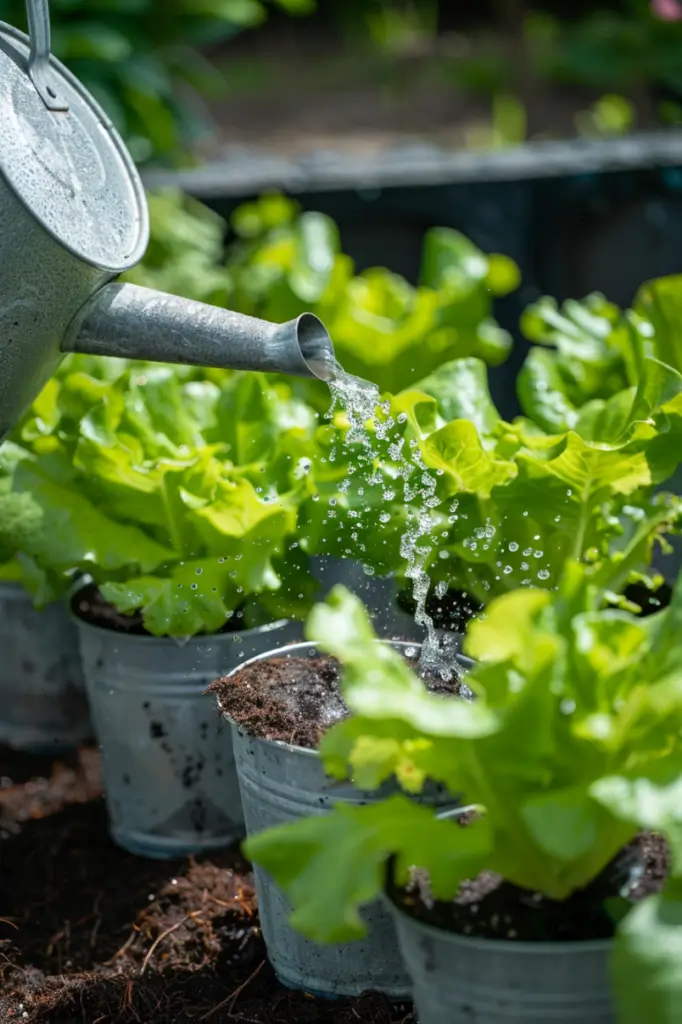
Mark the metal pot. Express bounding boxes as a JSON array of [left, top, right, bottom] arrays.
[[388, 897, 614, 1024], [0, 581, 89, 752], [74, 610, 300, 858], [218, 640, 469, 998]]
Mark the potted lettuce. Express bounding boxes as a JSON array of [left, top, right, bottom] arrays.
[[517, 275, 682, 434], [210, 635, 471, 998], [4, 359, 318, 858], [245, 571, 682, 1022], [518, 277, 682, 581], [414, 354, 682, 610], [299, 354, 682, 643], [0, 355, 133, 753]]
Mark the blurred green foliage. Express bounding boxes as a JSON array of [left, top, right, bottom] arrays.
[[0, 0, 314, 163], [225, 193, 519, 394], [527, 2, 682, 104], [124, 189, 519, 396]]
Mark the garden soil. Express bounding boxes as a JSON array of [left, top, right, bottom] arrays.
[[210, 653, 465, 748], [0, 745, 413, 1024], [392, 832, 669, 942]]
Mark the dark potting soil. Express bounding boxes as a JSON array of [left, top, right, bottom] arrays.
[[73, 583, 250, 637], [0, 744, 414, 1024], [396, 588, 483, 634], [623, 580, 672, 618], [210, 652, 465, 749], [390, 830, 669, 943]]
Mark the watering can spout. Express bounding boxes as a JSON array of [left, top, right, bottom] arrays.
[[63, 283, 338, 381]]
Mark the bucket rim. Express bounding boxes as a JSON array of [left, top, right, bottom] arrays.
[[385, 889, 614, 955], [218, 639, 474, 758]]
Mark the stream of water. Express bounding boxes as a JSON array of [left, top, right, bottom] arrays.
[[325, 363, 458, 681]]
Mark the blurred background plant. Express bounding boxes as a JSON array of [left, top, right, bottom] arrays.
[[2, 0, 681, 167], [124, 189, 519, 397], [225, 193, 519, 394], [0, 0, 315, 164]]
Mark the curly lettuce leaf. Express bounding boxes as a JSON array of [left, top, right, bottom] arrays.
[[245, 795, 492, 943], [246, 570, 682, 946]]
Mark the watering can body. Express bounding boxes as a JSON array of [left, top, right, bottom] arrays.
[[0, 5, 334, 441]]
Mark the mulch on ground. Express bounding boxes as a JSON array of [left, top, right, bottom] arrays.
[[0, 745, 413, 1024]]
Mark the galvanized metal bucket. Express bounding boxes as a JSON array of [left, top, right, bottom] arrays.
[[75, 612, 300, 859], [389, 899, 614, 1024], [0, 581, 89, 752], [310, 556, 422, 641], [221, 640, 467, 998]]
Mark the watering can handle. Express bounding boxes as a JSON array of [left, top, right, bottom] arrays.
[[25, 0, 68, 111]]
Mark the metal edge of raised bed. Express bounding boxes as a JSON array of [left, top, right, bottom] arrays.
[[142, 131, 682, 199]]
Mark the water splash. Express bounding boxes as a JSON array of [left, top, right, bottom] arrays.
[[326, 364, 457, 681]]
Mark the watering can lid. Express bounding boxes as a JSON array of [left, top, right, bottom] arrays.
[[0, 22, 148, 273]]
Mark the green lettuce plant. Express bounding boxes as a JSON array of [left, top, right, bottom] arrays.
[[226, 193, 519, 394], [518, 276, 682, 433], [0, 361, 319, 635], [245, 577, 682, 1021], [419, 354, 682, 605], [298, 353, 682, 610]]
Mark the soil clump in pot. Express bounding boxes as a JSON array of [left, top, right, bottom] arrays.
[[210, 652, 465, 749], [390, 825, 669, 943]]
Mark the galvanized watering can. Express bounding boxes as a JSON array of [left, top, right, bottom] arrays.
[[0, 0, 336, 440]]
